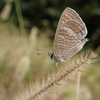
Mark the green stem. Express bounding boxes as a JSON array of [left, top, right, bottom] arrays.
[[14, 0, 26, 36]]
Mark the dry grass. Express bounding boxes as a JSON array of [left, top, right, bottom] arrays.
[[13, 50, 97, 100], [0, 22, 100, 100]]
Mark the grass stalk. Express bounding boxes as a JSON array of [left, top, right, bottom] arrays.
[[14, 51, 97, 100], [14, 0, 26, 36]]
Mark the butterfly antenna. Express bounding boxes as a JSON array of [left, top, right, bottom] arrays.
[[37, 49, 48, 51], [37, 52, 47, 55]]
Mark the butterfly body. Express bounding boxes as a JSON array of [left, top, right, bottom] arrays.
[[49, 7, 88, 64], [48, 53, 66, 63]]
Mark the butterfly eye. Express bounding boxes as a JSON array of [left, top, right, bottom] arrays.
[[50, 53, 54, 59], [48, 53, 54, 59]]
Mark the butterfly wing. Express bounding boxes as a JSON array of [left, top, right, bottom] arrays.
[[53, 7, 87, 59]]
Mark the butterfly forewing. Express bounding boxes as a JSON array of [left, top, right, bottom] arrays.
[[53, 7, 87, 60]]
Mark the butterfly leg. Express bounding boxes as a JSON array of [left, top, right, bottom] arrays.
[[51, 61, 58, 67]]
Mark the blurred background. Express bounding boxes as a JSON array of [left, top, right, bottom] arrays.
[[0, 0, 100, 100]]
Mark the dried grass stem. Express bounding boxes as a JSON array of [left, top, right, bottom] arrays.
[[27, 52, 96, 100]]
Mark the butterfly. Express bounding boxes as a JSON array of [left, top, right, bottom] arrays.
[[48, 7, 88, 64]]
